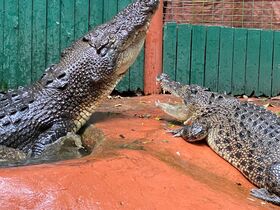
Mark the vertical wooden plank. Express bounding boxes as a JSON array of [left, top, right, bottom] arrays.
[[218, 27, 234, 94], [3, 0, 19, 89], [245, 29, 260, 96], [176, 24, 192, 84], [0, 1, 4, 89], [46, 0, 61, 66], [18, 0, 32, 87], [103, 0, 117, 22], [61, 0, 75, 51], [32, 0, 47, 81], [232, 28, 247, 95], [74, 0, 89, 39], [144, 0, 163, 94], [205, 26, 220, 92], [116, 0, 131, 92], [272, 31, 280, 96], [163, 22, 177, 80], [191, 26, 206, 86], [130, 49, 144, 91], [258, 31, 273, 96], [89, 0, 104, 29]]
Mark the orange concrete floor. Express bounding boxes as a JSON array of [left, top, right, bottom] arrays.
[[0, 95, 280, 210]]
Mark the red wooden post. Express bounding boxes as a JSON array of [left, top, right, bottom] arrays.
[[144, 0, 163, 95]]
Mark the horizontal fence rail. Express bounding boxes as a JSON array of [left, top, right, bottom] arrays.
[[0, 0, 144, 92], [163, 23, 280, 97]]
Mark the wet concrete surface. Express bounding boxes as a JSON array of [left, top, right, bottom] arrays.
[[0, 95, 280, 209]]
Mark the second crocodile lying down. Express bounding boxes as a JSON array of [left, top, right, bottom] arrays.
[[0, 0, 159, 158], [156, 73, 280, 205]]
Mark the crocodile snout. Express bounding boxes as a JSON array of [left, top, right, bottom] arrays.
[[156, 73, 170, 83], [142, 0, 159, 12]]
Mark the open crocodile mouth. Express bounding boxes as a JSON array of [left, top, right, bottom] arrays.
[[122, 21, 150, 51], [117, 22, 151, 75]]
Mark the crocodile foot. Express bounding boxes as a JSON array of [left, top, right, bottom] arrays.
[[251, 188, 280, 205], [38, 132, 84, 158], [166, 122, 208, 142], [0, 145, 27, 162]]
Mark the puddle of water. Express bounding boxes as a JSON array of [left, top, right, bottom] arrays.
[[0, 127, 106, 168], [0, 123, 148, 168], [0, 111, 123, 168], [0, 138, 90, 168]]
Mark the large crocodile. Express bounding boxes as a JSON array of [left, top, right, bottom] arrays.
[[0, 0, 159, 158], [156, 73, 280, 205]]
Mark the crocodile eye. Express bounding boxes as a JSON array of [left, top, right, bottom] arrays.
[[100, 47, 108, 56], [96, 46, 108, 56], [57, 72, 66, 79], [191, 89, 198, 94], [82, 35, 90, 42]]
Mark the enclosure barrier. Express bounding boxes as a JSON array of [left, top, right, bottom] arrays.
[[163, 23, 280, 97], [0, 0, 280, 96], [0, 0, 147, 92]]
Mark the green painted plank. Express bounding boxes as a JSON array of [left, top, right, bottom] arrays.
[[0, 1, 4, 89], [232, 28, 247, 95], [75, 0, 89, 39], [32, 0, 47, 81], [205, 26, 220, 92], [46, 0, 61, 66], [103, 0, 118, 22], [258, 31, 273, 96], [129, 49, 144, 91], [245, 29, 260, 96], [116, 0, 132, 92], [218, 27, 234, 94], [191, 25, 206, 86], [163, 22, 177, 80], [89, 0, 104, 29], [61, 0, 75, 51], [272, 31, 280, 96], [18, 0, 32, 87], [117, 0, 132, 12], [176, 24, 192, 84], [3, 0, 19, 89]]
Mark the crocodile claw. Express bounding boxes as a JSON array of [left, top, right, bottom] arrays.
[[250, 188, 280, 205], [166, 128, 184, 137]]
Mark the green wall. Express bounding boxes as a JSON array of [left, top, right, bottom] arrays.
[[1, 1, 280, 97], [163, 23, 280, 97], [0, 0, 144, 91]]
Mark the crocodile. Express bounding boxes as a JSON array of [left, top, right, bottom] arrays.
[[156, 73, 280, 205], [0, 0, 159, 158]]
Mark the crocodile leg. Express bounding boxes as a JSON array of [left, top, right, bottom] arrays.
[[251, 162, 280, 205], [168, 122, 208, 142], [30, 121, 73, 158]]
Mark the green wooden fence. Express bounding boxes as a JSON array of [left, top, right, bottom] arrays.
[[0, 0, 144, 91], [163, 23, 280, 97], [1, 1, 280, 97]]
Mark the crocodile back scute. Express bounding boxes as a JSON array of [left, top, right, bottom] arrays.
[[205, 101, 280, 188]]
